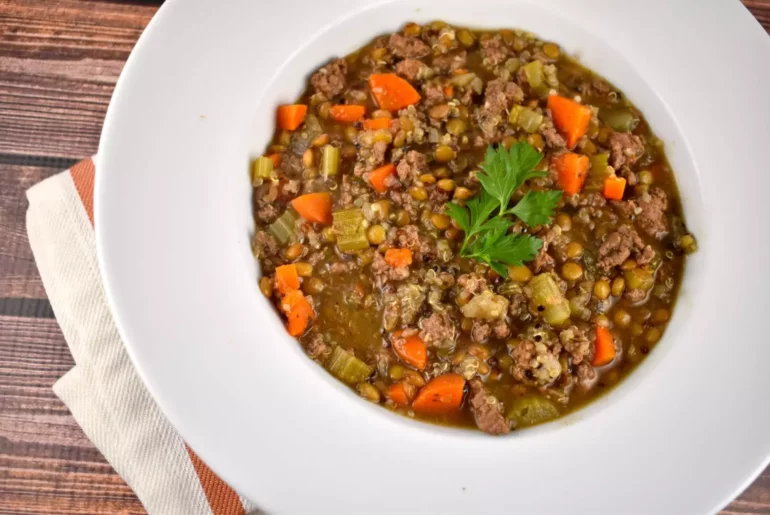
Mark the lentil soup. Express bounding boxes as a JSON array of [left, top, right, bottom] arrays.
[[250, 22, 697, 434]]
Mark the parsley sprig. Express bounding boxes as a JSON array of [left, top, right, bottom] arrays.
[[445, 142, 561, 277]]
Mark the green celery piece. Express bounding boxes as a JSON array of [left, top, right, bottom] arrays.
[[504, 57, 522, 74], [529, 273, 571, 326], [585, 152, 611, 192], [590, 152, 609, 172], [599, 109, 638, 132], [450, 72, 477, 88], [509, 105, 544, 133], [321, 145, 340, 177], [523, 60, 544, 88], [268, 209, 298, 245], [333, 209, 368, 253], [252, 156, 274, 185], [326, 346, 373, 384], [507, 394, 559, 427]]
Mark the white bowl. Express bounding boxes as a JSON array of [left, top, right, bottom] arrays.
[[96, 0, 770, 512]]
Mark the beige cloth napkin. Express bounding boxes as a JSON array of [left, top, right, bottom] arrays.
[[26, 158, 261, 515]]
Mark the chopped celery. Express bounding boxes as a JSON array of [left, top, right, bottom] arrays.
[[507, 394, 559, 427], [585, 153, 611, 192], [679, 234, 698, 254], [321, 145, 340, 177], [624, 268, 655, 291], [450, 72, 477, 88], [267, 209, 298, 245], [523, 60, 544, 88], [590, 152, 609, 173], [509, 105, 543, 133], [290, 114, 322, 153], [599, 109, 638, 132], [326, 346, 373, 384], [332, 209, 364, 235], [530, 273, 571, 326], [337, 232, 369, 253], [504, 57, 522, 74], [332, 209, 369, 253], [252, 156, 274, 185]]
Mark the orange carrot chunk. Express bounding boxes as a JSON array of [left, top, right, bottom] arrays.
[[280, 289, 315, 336], [603, 175, 627, 201], [553, 152, 589, 195], [330, 104, 366, 123], [267, 153, 282, 167], [412, 374, 466, 414], [274, 264, 300, 295], [277, 104, 308, 131], [391, 330, 427, 371], [592, 326, 616, 366], [291, 192, 333, 225], [547, 95, 592, 148], [363, 118, 392, 131], [384, 248, 413, 268], [385, 382, 416, 406], [369, 74, 421, 111], [369, 163, 396, 194]]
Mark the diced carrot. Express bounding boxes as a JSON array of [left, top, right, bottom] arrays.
[[553, 152, 589, 196], [592, 326, 616, 366], [277, 104, 308, 131], [274, 264, 299, 295], [330, 104, 366, 123], [443, 85, 454, 97], [547, 95, 592, 148], [384, 248, 413, 268], [603, 175, 627, 201], [391, 330, 427, 370], [369, 73, 421, 111], [267, 153, 282, 167], [385, 382, 416, 406], [291, 192, 333, 225], [280, 289, 315, 336], [412, 374, 466, 414], [452, 68, 468, 76], [363, 118, 392, 131], [369, 163, 396, 194]]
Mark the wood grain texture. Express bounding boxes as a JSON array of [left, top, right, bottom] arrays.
[[0, 0, 157, 158], [0, 0, 767, 513]]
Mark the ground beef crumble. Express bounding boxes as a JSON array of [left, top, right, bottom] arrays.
[[598, 225, 651, 271], [388, 33, 431, 59], [609, 132, 645, 169], [636, 187, 669, 238], [418, 311, 456, 347], [469, 379, 511, 435], [310, 58, 348, 98]]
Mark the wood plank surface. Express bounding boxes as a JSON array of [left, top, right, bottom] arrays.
[[0, 0, 768, 513]]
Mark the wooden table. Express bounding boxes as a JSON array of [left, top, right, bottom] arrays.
[[0, 1, 768, 513]]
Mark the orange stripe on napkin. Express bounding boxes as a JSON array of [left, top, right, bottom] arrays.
[[68, 157, 246, 515], [186, 446, 246, 515], [70, 158, 96, 225]]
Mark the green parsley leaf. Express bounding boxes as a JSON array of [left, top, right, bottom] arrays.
[[466, 230, 543, 277], [477, 142, 546, 215], [509, 190, 563, 227], [444, 202, 469, 233], [445, 142, 560, 275]]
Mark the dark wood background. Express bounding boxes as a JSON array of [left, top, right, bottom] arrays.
[[0, 1, 768, 513]]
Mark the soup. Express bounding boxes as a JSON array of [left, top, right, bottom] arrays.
[[250, 22, 697, 434]]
